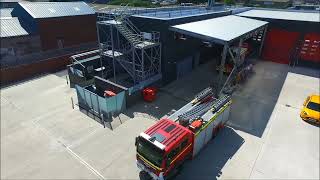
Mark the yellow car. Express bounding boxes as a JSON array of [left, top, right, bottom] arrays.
[[300, 95, 320, 123]]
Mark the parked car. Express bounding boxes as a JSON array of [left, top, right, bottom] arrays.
[[300, 94, 320, 123]]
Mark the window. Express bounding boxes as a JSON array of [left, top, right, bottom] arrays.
[[307, 102, 320, 112], [164, 124, 176, 133], [150, 133, 166, 143], [174, 33, 187, 41], [167, 147, 178, 164], [181, 139, 188, 150], [136, 137, 164, 167], [166, 138, 189, 165]]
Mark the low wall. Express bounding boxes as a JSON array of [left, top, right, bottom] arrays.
[[0, 54, 70, 85], [0, 49, 94, 85]]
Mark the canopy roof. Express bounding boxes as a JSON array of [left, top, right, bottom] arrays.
[[236, 9, 320, 23], [170, 15, 268, 44]]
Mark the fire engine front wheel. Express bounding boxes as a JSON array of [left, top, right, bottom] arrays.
[[139, 171, 152, 180]]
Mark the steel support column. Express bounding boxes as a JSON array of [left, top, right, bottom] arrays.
[[96, 23, 104, 78], [259, 25, 268, 57], [236, 38, 244, 66], [111, 25, 116, 83], [159, 43, 162, 74], [142, 48, 145, 82], [133, 49, 136, 84], [218, 44, 228, 95]]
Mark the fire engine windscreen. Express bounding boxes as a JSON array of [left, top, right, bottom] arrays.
[[136, 137, 164, 167]]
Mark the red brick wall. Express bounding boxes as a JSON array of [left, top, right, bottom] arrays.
[[38, 15, 97, 51]]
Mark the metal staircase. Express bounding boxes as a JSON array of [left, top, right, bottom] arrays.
[[114, 15, 142, 46], [96, 5, 161, 85]]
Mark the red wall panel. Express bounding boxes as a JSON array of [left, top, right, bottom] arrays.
[[262, 28, 300, 64]]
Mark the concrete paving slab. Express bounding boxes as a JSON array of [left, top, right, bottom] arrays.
[[33, 108, 104, 146], [1, 74, 67, 102], [100, 118, 154, 179], [1, 72, 103, 179], [1, 60, 319, 180], [228, 94, 276, 137], [71, 117, 155, 175], [277, 72, 320, 108], [176, 127, 245, 180], [250, 169, 266, 179], [1, 101, 28, 138], [101, 147, 141, 180], [247, 70, 320, 179], [1, 122, 98, 179], [251, 105, 319, 179], [252, 144, 319, 179], [218, 159, 253, 179]]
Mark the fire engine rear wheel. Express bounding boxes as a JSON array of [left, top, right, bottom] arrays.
[[139, 171, 152, 180], [166, 166, 181, 180]]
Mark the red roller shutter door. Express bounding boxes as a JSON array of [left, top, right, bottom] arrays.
[[300, 33, 320, 63], [262, 28, 300, 64]]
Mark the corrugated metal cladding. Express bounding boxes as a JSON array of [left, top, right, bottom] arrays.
[[0, 17, 30, 38], [0, 8, 14, 17], [18, 1, 95, 19]]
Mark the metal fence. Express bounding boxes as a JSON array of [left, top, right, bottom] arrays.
[[75, 84, 126, 126]]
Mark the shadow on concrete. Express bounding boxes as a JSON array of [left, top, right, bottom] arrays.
[[226, 61, 289, 137], [1, 72, 49, 89], [121, 91, 188, 121], [121, 60, 289, 138], [295, 60, 320, 75], [121, 60, 219, 121], [289, 65, 320, 79], [175, 126, 244, 180], [303, 119, 320, 128], [227, 60, 319, 137]]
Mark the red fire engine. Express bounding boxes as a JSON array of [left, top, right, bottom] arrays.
[[135, 87, 232, 180]]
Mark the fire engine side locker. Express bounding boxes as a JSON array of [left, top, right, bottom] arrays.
[[192, 101, 232, 157]]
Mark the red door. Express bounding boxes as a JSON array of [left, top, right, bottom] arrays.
[[262, 28, 300, 64], [300, 33, 320, 63]]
